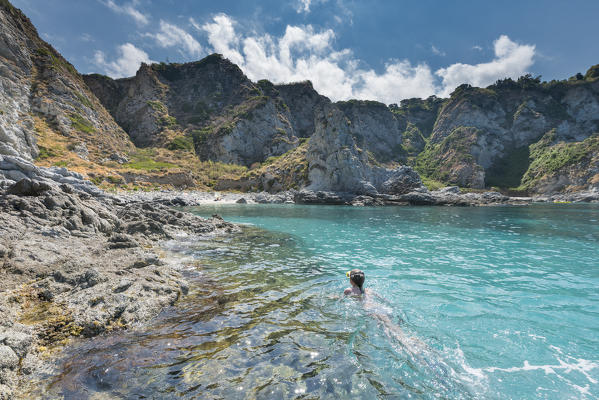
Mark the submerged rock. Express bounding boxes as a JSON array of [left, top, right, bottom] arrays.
[[0, 160, 240, 397]]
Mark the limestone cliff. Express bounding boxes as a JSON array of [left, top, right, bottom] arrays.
[[275, 80, 329, 138], [84, 55, 298, 166], [0, 0, 133, 163], [306, 104, 423, 195], [415, 74, 599, 192], [336, 100, 406, 163]]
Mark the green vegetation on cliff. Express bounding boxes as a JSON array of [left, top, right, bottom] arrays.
[[69, 114, 95, 134], [519, 131, 599, 190], [413, 126, 482, 185], [35, 46, 78, 77]]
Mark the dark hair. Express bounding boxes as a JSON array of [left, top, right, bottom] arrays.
[[350, 269, 365, 294]]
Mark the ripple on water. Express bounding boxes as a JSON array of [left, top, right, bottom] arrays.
[[31, 204, 599, 399]]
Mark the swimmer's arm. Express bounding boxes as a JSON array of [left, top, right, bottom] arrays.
[[343, 288, 353, 295]]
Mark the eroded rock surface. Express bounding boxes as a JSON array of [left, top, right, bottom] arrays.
[[306, 104, 425, 195], [0, 1, 133, 166], [0, 159, 238, 399]]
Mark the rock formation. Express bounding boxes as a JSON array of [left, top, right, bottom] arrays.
[[2, 0, 599, 198], [336, 100, 406, 163], [306, 104, 423, 195], [0, 1, 133, 164], [0, 151, 238, 399], [84, 55, 299, 166], [416, 76, 599, 192]]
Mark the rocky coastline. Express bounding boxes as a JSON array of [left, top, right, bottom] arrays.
[[113, 186, 599, 208], [1, 153, 598, 398], [0, 155, 240, 399], [0, 2, 597, 395]]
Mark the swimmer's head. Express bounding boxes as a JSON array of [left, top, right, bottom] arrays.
[[346, 269, 365, 293]]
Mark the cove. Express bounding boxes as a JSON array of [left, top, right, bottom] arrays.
[[35, 204, 599, 399]]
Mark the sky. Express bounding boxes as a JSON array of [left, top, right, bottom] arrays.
[[11, 0, 599, 104]]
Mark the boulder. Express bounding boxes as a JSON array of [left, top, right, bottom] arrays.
[[6, 178, 52, 196], [3, 329, 33, 358], [379, 166, 424, 195], [0, 346, 18, 370]]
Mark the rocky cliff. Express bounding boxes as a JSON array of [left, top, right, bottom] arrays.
[[305, 104, 422, 195], [82, 58, 599, 195], [2, 0, 599, 196], [84, 55, 299, 166], [79, 32, 599, 196], [415, 73, 599, 193], [0, 0, 133, 164]]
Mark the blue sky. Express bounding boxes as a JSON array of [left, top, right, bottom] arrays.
[[11, 0, 599, 104]]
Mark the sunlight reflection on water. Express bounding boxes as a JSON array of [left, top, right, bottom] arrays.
[[36, 204, 599, 399]]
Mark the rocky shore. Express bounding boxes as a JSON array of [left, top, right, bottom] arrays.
[[0, 156, 239, 399], [1, 153, 598, 398], [112, 185, 599, 208]]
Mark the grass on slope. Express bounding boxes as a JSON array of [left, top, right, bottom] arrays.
[[33, 117, 248, 191], [519, 131, 599, 191]]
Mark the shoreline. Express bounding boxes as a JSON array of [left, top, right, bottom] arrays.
[[112, 187, 599, 207], [1, 153, 597, 398], [0, 176, 240, 399]]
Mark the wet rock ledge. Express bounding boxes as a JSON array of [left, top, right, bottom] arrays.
[[0, 156, 239, 399]]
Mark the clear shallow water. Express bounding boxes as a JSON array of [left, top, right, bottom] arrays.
[[40, 204, 599, 399]]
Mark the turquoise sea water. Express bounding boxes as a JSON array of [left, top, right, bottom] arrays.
[[42, 204, 599, 399]]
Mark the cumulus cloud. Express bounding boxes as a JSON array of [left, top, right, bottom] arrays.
[[436, 35, 535, 96], [94, 42, 153, 78], [94, 13, 535, 103], [354, 62, 438, 104], [103, 0, 149, 26], [197, 15, 535, 103], [151, 21, 203, 58], [197, 14, 243, 65]]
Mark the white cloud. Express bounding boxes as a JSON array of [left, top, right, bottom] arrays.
[[296, 0, 312, 13], [94, 42, 153, 78], [431, 45, 446, 56], [103, 0, 149, 26], [436, 35, 535, 96], [152, 20, 203, 58], [354, 61, 438, 104], [198, 14, 244, 65], [198, 15, 536, 103], [96, 13, 535, 104], [472, 45, 483, 51]]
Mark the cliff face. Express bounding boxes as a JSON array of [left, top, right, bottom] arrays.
[[416, 74, 599, 192], [306, 104, 423, 195], [275, 80, 330, 138], [336, 100, 406, 163], [0, 1, 133, 163], [2, 0, 599, 195], [84, 56, 299, 166], [84, 54, 599, 195]]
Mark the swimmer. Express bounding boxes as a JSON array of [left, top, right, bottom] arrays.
[[344, 269, 366, 296], [342, 269, 454, 389]]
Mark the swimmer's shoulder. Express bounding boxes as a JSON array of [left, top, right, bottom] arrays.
[[343, 288, 353, 295]]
